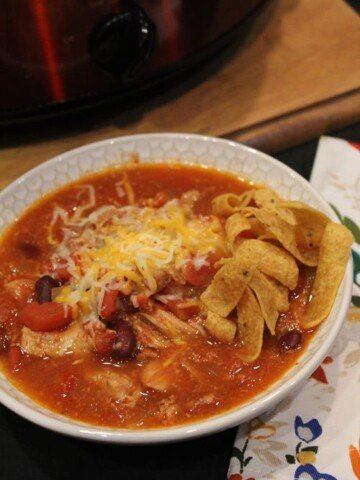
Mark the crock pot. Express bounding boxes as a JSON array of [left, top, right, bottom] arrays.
[[0, 0, 265, 123]]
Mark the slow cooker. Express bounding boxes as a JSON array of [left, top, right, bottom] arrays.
[[0, 0, 264, 123]]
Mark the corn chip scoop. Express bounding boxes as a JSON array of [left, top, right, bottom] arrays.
[[225, 213, 251, 252], [301, 223, 354, 329], [236, 288, 264, 363], [211, 191, 254, 217], [201, 189, 353, 362]]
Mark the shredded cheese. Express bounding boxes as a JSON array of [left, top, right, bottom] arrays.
[[51, 187, 228, 318]]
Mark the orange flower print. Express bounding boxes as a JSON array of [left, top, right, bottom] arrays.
[[311, 356, 333, 384], [349, 440, 360, 479]]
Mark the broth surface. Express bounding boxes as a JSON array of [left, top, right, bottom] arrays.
[[0, 163, 314, 428]]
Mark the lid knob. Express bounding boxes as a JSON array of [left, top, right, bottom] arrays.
[[88, 5, 156, 77]]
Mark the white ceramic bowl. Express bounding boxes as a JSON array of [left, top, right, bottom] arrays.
[[0, 133, 353, 444]]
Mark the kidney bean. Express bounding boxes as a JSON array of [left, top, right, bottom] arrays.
[[35, 275, 60, 304], [112, 320, 137, 359], [117, 296, 138, 314], [279, 329, 302, 350]]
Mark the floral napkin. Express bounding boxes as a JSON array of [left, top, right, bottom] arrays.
[[228, 136, 360, 480]]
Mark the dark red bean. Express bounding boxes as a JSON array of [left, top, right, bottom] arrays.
[[35, 275, 60, 304], [116, 296, 138, 314], [279, 329, 302, 350], [17, 241, 41, 259], [112, 320, 137, 359]]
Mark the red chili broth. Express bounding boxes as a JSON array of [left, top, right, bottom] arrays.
[[0, 163, 315, 428]]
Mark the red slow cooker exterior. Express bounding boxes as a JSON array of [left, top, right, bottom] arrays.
[[0, 0, 264, 121]]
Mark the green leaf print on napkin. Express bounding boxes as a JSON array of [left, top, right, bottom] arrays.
[[343, 217, 360, 244], [330, 204, 360, 244], [329, 203, 360, 306], [352, 250, 360, 288]]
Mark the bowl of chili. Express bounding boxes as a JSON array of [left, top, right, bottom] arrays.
[[0, 134, 353, 443]]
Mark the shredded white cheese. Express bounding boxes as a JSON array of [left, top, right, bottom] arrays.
[[51, 186, 228, 318]]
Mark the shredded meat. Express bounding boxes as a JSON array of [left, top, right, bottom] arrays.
[[86, 369, 141, 407], [20, 321, 90, 357], [129, 314, 170, 349], [140, 355, 179, 392]]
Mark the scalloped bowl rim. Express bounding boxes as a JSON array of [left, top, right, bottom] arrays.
[[0, 133, 353, 444]]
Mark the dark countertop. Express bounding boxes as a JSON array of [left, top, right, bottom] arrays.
[[1, 122, 359, 480]]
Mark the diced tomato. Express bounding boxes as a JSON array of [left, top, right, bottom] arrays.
[[100, 289, 119, 320], [182, 253, 219, 287], [8, 346, 23, 371], [93, 328, 116, 355], [136, 295, 153, 312], [54, 266, 71, 282], [40, 258, 71, 282], [19, 302, 72, 332]]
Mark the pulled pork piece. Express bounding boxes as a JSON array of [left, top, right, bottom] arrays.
[[86, 369, 141, 407], [20, 321, 90, 357], [130, 315, 170, 350], [142, 308, 196, 340], [140, 355, 179, 392]]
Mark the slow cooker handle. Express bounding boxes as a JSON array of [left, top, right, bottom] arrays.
[[88, 4, 156, 78]]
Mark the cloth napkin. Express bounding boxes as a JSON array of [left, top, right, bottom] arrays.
[[228, 136, 360, 480]]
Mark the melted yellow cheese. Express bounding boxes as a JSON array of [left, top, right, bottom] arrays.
[[53, 197, 227, 315]]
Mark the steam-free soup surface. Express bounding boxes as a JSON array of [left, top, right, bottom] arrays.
[[0, 164, 313, 428]]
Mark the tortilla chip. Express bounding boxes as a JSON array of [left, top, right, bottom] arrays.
[[248, 217, 268, 237], [281, 201, 330, 249], [301, 223, 353, 329], [225, 213, 251, 251], [201, 241, 262, 317], [236, 288, 264, 362], [257, 233, 277, 242], [212, 191, 254, 217], [276, 207, 297, 225], [204, 311, 237, 343], [254, 189, 296, 225], [241, 207, 319, 266], [226, 215, 270, 241], [254, 188, 280, 208], [234, 239, 299, 290], [249, 271, 289, 334]]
